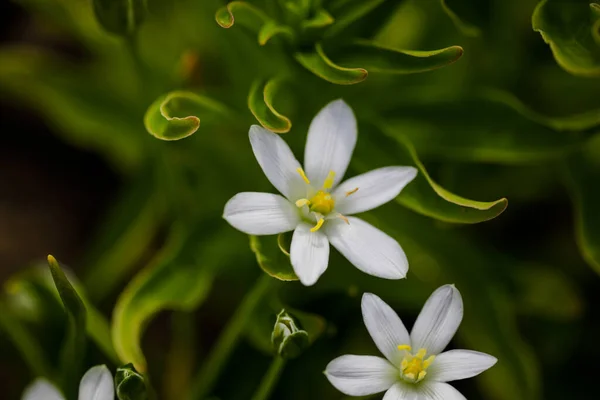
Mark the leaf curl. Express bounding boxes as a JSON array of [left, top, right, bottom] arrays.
[[294, 43, 368, 85], [144, 91, 228, 141], [248, 78, 292, 133], [533, 0, 600, 77]]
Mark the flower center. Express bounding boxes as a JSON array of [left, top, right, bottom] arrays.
[[309, 190, 335, 214], [397, 345, 435, 384], [294, 168, 356, 232]]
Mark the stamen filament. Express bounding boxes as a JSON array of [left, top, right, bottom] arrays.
[[297, 168, 310, 184], [323, 170, 336, 189], [310, 217, 325, 232], [337, 213, 349, 224], [345, 187, 359, 197]]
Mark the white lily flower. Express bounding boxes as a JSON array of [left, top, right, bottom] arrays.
[[325, 285, 497, 399], [22, 365, 114, 400], [223, 99, 417, 285]]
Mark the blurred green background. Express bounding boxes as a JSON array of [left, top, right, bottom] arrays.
[[1, 0, 600, 399]]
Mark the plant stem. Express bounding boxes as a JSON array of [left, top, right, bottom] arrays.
[[250, 357, 287, 400], [188, 274, 273, 400]]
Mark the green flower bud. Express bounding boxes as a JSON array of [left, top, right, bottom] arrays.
[[271, 309, 310, 359], [115, 363, 148, 400]]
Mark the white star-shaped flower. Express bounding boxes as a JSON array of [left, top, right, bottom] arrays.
[[325, 285, 497, 399], [22, 365, 114, 400], [223, 99, 417, 285]]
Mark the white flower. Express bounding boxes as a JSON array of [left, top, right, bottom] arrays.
[[223, 99, 417, 286], [22, 365, 114, 400], [325, 285, 497, 399]]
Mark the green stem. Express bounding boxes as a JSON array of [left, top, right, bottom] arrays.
[[188, 274, 273, 400], [250, 357, 287, 400]]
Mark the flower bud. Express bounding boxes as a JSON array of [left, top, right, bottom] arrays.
[[271, 309, 310, 359]]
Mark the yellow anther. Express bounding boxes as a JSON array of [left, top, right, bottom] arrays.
[[295, 199, 310, 208], [423, 356, 435, 369], [401, 359, 408, 369], [415, 348, 427, 359], [310, 217, 325, 232], [397, 344, 412, 351], [345, 187, 359, 197], [417, 371, 427, 381], [297, 168, 310, 184], [404, 373, 415, 381], [337, 214, 349, 224], [323, 170, 336, 189]]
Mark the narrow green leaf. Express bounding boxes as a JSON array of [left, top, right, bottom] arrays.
[[340, 40, 463, 74], [92, 0, 147, 36], [258, 21, 294, 46], [439, 0, 481, 37], [248, 78, 292, 133], [533, 0, 600, 77], [0, 304, 54, 379], [382, 90, 597, 164], [563, 138, 600, 275], [144, 91, 228, 141], [592, 4, 600, 45], [355, 128, 507, 224], [47, 255, 87, 398], [295, 43, 368, 85], [112, 226, 228, 371], [301, 8, 335, 30], [250, 235, 298, 281]]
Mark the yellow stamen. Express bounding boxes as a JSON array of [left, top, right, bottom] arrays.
[[337, 214, 349, 224], [310, 217, 325, 232], [295, 199, 310, 208], [404, 373, 415, 381], [423, 355, 435, 369], [297, 168, 310, 184], [417, 371, 427, 381], [309, 191, 335, 214], [345, 187, 359, 197], [397, 344, 412, 351], [323, 170, 336, 189], [416, 348, 427, 359]]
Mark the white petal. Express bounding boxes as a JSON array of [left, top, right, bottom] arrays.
[[410, 285, 463, 355], [334, 167, 417, 215], [304, 99, 357, 188], [362, 293, 410, 365], [78, 365, 114, 400], [249, 125, 305, 200], [290, 223, 330, 286], [428, 350, 497, 382], [421, 382, 466, 400], [382, 383, 419, 400], [223, 192, 300, 235], [326, 217, 408, 279], [324, 355, 397, 396], [21, 379, 64, 400]]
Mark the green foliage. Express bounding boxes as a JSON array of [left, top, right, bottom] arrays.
[[533, 0, 600, 76], [92, 0, 148, 37], [250, 235, 297, 281], [248, 78, 292, 133], [47, 256, 87, 398]]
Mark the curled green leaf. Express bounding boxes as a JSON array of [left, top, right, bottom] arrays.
[[301, 8, 335, 30], [144, 91, 228, 141], [341, 40, 463, 74], [112, 227, 228, 371], [258, 21, 294, 46], [92, 0, 147, 36], [215, 1, 269, 30], [248, 78, 292, 133], [533, 0, 600, 77], [250, 235, 297, 281], [295, 43, 368, 85], [355, 129, 507, 224], [439, 0, 481, 37]]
